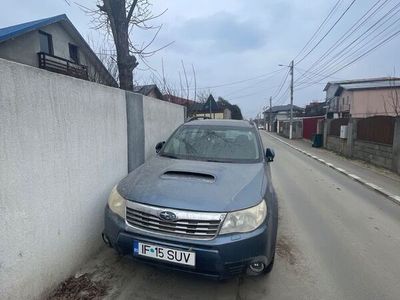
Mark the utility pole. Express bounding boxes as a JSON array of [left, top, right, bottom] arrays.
[[289, 60, 294, 139], [269, 96, 272, 132]]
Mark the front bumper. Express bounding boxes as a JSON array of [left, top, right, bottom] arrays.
[[103, 205, 275, 279]]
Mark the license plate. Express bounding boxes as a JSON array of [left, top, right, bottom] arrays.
[[133, 240, 196, 267]]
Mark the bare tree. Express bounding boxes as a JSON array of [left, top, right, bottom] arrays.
[[86, 33, 119, 84], [181, 60, 189, 100], [79, 0, 171, 91], [192, 64, 197, 101], [383, 77, 400, 116]]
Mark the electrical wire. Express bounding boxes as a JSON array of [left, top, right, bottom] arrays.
[[295, 0, 400, 84], [294, 27, 400, 90], [294, 0, 343, 60], [193, 68, 286, 91], [296, 0, 357, 65], [296, 5, 400, 88], [295, 0, 390, 85]]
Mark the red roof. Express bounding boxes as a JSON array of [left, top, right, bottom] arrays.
[[163, 94, 196, 106]]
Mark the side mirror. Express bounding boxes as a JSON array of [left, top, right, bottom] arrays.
[[155, 141, 165, 153], [265, 148, 275, 162]]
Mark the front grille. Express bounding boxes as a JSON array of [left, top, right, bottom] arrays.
[[125, 201, 225, 240]]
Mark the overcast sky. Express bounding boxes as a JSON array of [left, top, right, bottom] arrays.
[[1, 0, 400, 118]]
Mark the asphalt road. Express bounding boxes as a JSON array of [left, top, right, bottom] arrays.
[[71, 132, 400, 300]]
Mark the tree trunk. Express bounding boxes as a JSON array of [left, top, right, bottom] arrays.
[[101, 0, 138, 91]]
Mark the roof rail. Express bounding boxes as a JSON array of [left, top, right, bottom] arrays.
[[185, 116, 212, 123]]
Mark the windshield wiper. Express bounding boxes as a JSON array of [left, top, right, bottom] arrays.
[[205, 159, 232, 163], [160, 154, 180, 159]]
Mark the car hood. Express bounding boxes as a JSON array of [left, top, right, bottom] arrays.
[[117, 156, 267, 212]]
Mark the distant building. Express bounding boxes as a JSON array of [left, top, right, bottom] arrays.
[[163, 94, 197, 106], [263, 104, 304, 131], [0, 14, 117, 87], [192, 95, 231, 119], [324, 77, 400, 118], [304, 101, 326, 117], [133, 84, 163, 100]]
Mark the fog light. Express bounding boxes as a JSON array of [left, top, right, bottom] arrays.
[[249, 261, 265, 273]]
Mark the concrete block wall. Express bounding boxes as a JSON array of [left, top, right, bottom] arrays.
[[0, 59, 128, 300], [353, 140, 393, 169], [278, 120, 303, 139], [323, 117, 400, 174], [142, 96, 185, 161], [326, 136, 347, 155], [126, 93, 184, 172]]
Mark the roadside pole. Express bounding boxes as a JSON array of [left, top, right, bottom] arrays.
[[289, 60, 294, 139], [269, 96, 272, 132]]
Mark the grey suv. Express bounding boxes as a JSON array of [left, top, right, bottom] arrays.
[[103, 119, 278, 278]]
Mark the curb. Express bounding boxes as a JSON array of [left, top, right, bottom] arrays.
[[265, 132, 400, 206]]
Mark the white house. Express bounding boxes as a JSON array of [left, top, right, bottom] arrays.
[[0, 14, 117, 87]]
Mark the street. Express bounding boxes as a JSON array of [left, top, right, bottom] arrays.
[[62, 132, 400, 300]]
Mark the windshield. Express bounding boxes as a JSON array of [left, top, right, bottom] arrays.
[[160, 125, 261, 163]]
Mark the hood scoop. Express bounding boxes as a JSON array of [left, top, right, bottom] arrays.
[[161, 170, 215, 183]]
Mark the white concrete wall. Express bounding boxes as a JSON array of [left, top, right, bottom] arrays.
[[142, 96, 185, 160], [0, 59, 127, 300]]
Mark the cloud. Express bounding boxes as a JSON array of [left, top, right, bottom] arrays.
[[174, 12, 267, 53]]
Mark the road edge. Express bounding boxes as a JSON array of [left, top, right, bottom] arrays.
[[264, 132, 400, 206]]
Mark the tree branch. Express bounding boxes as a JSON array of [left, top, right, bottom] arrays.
[[127, 0, 139, 22]]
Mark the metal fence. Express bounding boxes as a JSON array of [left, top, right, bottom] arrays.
[[357, 116, 395, 145], [329, 118, 349, 136]]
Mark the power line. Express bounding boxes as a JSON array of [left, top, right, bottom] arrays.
[[294, 0, 343, 60], [295, 0, 390, 85], [296, 3, 400, 88], [296, 0, 357, 65], [294, 27, 400, 90], [294, 0, 390, 85], [193, 68, 286, 91], [272, 68, 290, 99], [223, 69, 287, 98], [224, 80, 288, 101]]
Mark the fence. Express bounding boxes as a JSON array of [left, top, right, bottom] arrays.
[[278, 120, 303, 139], [329, 118, 349, 136], [357, 116, 395, 145], [323, 116, 400, 174]]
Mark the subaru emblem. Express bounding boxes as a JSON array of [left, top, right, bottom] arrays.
[[159, 211, 177, 221]]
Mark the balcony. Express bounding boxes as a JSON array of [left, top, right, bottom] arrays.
[[38, 52, 88, 80]]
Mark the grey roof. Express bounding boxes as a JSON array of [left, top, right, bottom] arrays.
[[323, 77, 400, 91], [341, 80, 400, 91], [0, 14, 118, 87], [133, 84, 158, 95], [186, 119, 252, 128], [263, 104, 303, 114]]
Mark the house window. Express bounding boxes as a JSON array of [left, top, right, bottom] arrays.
[[39, 31, 53, 55], [69, 43, 79, 63]]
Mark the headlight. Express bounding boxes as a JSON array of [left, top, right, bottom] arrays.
[[219, 200, 267, 235], [108, 185, 126, 218]]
